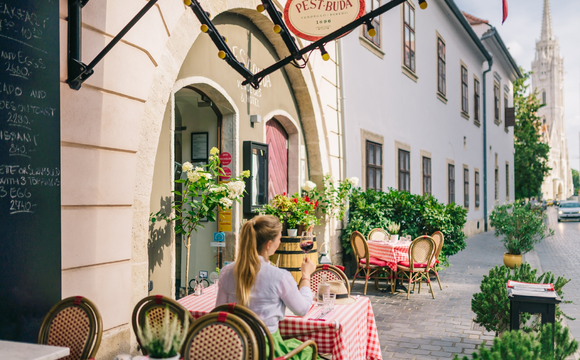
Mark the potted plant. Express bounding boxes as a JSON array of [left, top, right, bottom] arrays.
[[136, 309, 189, 360], [261, 193, 298, 236], [387, 222, 401, 242], [291, 193, 320, 234], [489, 203, 553, 268], [151, 147, 250, 293]]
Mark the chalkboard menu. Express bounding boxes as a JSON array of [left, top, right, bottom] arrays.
[[0, 0, 61, 341]]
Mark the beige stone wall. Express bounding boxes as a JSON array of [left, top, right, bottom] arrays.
[[59, 0, 340, 357]]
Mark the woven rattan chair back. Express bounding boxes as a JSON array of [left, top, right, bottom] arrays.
[[368, 228, 390, 241], [350, 231, 369, 264], [212, 303, 272, 360], [408, 236, 436, 271], [431, 231, 445, 259], [306, 264, 351, 296], [38, 296, 103, 360], [132, 295, 194, 356], [183, 311, 258, 360]]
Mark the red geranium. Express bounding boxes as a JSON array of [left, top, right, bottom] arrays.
[[293, 198, 298, 203], [305, 211, 308, 214], [304, 196, 310, 202]]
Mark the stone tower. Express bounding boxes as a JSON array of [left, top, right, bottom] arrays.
[[532, 0, 573, 200]]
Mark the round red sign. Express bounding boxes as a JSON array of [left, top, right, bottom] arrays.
[[221, 167, 232, 179], [219, 152, 232, 166], [284, 0, 366, 41]]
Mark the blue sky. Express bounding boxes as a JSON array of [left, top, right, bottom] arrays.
[[454, 0, 580, 170]]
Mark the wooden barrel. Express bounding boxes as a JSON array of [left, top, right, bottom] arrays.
[[276, 236, 318, 284]]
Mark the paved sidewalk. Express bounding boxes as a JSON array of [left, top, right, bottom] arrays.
[[350, 231, 507, 359]]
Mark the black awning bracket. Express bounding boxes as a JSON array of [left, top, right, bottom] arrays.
[[66, 0, 159, 90]]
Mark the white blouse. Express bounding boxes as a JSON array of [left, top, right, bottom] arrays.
[[215, 256, 313, 333]]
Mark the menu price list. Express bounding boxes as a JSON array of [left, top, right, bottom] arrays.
[[0, 0, 61, 342]]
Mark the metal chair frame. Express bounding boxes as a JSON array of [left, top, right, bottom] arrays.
[[350, 231, 390, 295], [132, 295, 194, 356], [430, 231, 445, 290], [300, 264, 351, 296], [183, 311, 258, 360], [367, 228, 390, 241], [38, 296, 103, 360], [396, 235, 437, 300]]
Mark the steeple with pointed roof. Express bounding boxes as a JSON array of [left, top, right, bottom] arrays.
[[532, 0, 573, 200], [541, 0, 553, 41]]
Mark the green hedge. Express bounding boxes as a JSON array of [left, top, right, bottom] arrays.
[[341, 188, 468, 263]]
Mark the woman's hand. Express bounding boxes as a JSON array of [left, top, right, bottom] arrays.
[[301, 257, 316, 278]]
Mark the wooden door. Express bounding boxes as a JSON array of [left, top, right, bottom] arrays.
[[266, 119, 288, 200]]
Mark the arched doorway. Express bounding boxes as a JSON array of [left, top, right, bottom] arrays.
[[267, 119, 288, 200]]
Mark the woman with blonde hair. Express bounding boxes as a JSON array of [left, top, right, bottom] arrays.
[[216, 215, 317, 359]]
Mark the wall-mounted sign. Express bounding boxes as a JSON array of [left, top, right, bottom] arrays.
[[221, 167, 232, 180], [284, 0, 366, 41], [214, 232, 225, 242], [199, 270, 208, 279], [219, 152, 232, 166], [210, 242, 226, 247]]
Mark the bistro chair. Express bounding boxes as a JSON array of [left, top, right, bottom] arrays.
[[367, 228, 390, 241], [350, 231, 390, 295], [212, 303, 272, 360], [429, 231, 445, 290], [396, 235, 437, 300], [183, 311, 259, 360], [38, 296, 103, 360], [132, 295, 194, 356], [210, 303, 318, 360], [300, 264, 351, 296]]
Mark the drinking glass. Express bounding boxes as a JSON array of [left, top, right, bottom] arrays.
[[323, 293, 336, 314], [299, 231, 314, 258]]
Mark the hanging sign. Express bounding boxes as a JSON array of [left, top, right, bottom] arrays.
[[284, 0, 366, 41]]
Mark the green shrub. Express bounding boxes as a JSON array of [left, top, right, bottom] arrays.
[[453, 322, 578, 360], [471, 263, 572, 334], [341, 188, 467, 264], [489, 203, 553, 255]]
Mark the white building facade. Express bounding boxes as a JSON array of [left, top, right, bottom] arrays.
[[340, 0, 522, 237], [533, 0, 573, 201]]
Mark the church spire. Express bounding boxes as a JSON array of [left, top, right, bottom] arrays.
[[541, 0, 553, 41]]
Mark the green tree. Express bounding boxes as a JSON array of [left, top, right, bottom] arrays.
[[514, 69, 551, 200], [572, 168, 579, 195]]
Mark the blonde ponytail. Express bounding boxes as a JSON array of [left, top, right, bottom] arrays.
[[234, 215, 282, 306]]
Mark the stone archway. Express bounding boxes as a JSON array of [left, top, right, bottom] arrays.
[[131, 0, 330, 324]]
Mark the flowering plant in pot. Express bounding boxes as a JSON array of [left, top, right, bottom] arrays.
[[387, 222, 401, 242], [290, 193, 320, 233], [136, 309, 189, 360], [150, 147, 250, 293], [260, 193, 298, 235], [489, 202, 553, 268]]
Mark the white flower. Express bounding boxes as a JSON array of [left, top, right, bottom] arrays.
[[187, 170, 200, 183], [325, 174, 337, 184], [242, 170, 251, 178], [210, 185, 226, 193], [302, 180, 317, 192], [182, 162, 193, 172], [195, 167, 204, 172], [347, 177, 359, 187], [210, 147, 220, 156], [219, 197, 233, 209], [226, 181, 246, 199], [200, 172, 212, 180]]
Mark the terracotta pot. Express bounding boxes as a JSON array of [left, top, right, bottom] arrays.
[[503, 253, 523, 269]]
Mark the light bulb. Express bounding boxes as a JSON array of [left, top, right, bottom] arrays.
[[218, 51, 226, 59], [223, 37, 227, 43], [200, 24, 209, 33], [183, 0, 191, 5], [368, 28, 376, 37], [273, 24, 282, 33], [257, 4, 265, 12], [322, 53, 330, 61], [419, 0, 428, 9]]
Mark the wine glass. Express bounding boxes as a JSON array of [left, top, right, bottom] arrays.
[[299, 231, 314, 258]]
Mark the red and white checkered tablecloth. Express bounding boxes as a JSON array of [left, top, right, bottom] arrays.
[[178, 285, 382, 360], [367, 240, 411, 271]]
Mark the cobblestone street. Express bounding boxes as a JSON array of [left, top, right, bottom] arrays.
[[534, 207, 580, 346], [351, 231, 506, 359]]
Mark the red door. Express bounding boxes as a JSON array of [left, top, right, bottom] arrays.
[[266, 119, 288, 200]]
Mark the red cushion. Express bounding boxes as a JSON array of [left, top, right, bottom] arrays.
[[360, 257, 388, 267], [397, 260, 434, 268]]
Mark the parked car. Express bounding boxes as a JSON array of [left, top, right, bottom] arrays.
[[557, 201, 580, 222], [546, 199, 554, 206]]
